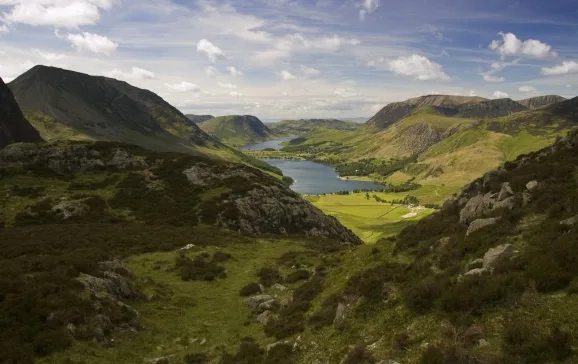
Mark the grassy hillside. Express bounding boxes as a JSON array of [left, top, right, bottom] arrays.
[[269, 119, 360, 136], [199, 115, 277, 146]]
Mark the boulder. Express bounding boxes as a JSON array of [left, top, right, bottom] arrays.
[[459, 193, 496, 224], [51, 199, 91, 219], [493, 196, 516, 211], [464, 268, 488, 276], [466, 258, 484, 270], [333, 302, 346, 325], [256, 310, 274, 325], [273, 283, 288, 292], [497, 182, 514, 202], [560, 215, 578, 226], [258, 299, 278, 312], [483, 244, 515, 271], [526, 180, 539, 192], [244, 295, 274, 309], [466, 218, 499, 236]]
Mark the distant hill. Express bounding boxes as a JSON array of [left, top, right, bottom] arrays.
[[0, 76, 43, 149], [518, 95, 567, 109], [366, 95, 487, 128], [269, 118, 360, 136], [185, 114, 214, 124], [455, 98, 528, 118], [198, 115, 276, 146]]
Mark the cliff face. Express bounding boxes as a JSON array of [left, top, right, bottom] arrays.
[[455, 98, 528, 118], [0, 76, 42, 149], [518, 95, 567, 109]]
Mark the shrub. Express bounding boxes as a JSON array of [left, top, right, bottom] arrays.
[[239, 283, 262, 297], [309, 294, 341, 329], [212, 251, 232, 263], [392, 332, 410, 352], [176, 254, 226, 281], [403, 277, 444, 313], [284, 269, 309, 284], [257, 267, 282, 287], [184, 353, 208, 364], [343, 346, 375, 364]]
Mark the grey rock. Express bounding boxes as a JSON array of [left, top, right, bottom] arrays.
[[258, 299, 278, 312], [459, 193, 496, 224], [259, 284, 265, 293], [483, 244, 515, 271], [497, 182, 514, 202], [334, 302, 346, 325], [465, 268, 488, 276], [526, 180, 539, 192], [273, 283, 288, 292], [256, 310, 273, 325], [466, 258, 484, 270], [244, 295, 274, 309], [267, 340, 292, 352], [377, 361, 401, 364], [493, 196, 516, 211], [479, 339, 490, 348], [560, 215, 578, 226], [52, 199, 91, 219], [466, 218, 499, 236]]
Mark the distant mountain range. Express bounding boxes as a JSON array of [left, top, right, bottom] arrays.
[[197, 115, 277, 146], [0, 76, 43, 149], [269, 118, 360, 136]]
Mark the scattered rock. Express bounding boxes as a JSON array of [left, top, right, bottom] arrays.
[[51, 199, 90, 219], [180, 244, 195, 250], [459, 193, 496, 224], [257, 299, 278, 312], [497, 182, 514, 202], [465, 268, 488, 276], [146, 357, 170, 364], [560, 215, 578, 226], [466, 258, 484, 270], [267, 340, 292, 352], [244, 295, 274, 309], [479, 339, 490, 347], [483, 244, 515, 271], [334, 302, 346, 325], [493, 196, 516, 211], [526, 180, 539, 192], [272, 283, 288, 292], [466, 218, 499, 236], [377, 361, 400, 364]]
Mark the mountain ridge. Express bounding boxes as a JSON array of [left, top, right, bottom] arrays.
[[198, 115, 277, 146]]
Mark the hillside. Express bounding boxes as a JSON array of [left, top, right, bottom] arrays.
[[519, 95, 567, 109], [198, 115, 277, 146], [186, 114, 214, 124], [8, 65, 216, 153], [269, 118, 360, 136], [455, 98, 528, 118], [0, 76, 43, 149]]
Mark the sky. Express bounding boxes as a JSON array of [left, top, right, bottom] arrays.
[[0, 0, 577, 119]]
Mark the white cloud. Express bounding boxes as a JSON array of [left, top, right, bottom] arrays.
[[489, 32, 557, 59], [483, 74, 505, 82], [333, 88, 358, 98], [280, 70, 296, 80], [468, 90, 477, 97], [66, 32, 118, 55], [165, 82, 200, 92], [197, 39, 226, 62], [359, 0, 379, 21], [566, 84, 573, 88], [300, 65, 320, 76], [518, 85, 537, 93], [2, 0, 116, 29], [0, 24, 9, 33], [492, 91, 509, 99], [104, 67, 156, 80], [230, 91, 243, 98], [33, 49, 66, 61], [218, 82, 237, 89], [205, 66, 217, 76], [541, 61, 578, 76], [388, 54, 450, 81], [227, 66, 242, 77]]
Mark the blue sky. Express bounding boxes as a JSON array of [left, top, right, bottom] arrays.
[[0, 0, 577, 119]]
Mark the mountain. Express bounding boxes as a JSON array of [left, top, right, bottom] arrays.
[[367, 95, 487, 129], [454, 98, 528, 118], [269, 118, 360, 136], [8, 65, 214, 154], [518, 95, 567, 109], [0, 76, 43, 149], [185, 114, 214, 124], [198, 115, 277, 146]]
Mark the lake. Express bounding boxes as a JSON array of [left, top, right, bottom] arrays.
[[241, 137, 296, 151], [263, 159, 384, 195]]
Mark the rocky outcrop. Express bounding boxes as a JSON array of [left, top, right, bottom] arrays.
[[465, 244, 516, 276], [0, 76, 43, 149], [560, 215, 578, 226], [245, 295, 275, 310], [466, 218, 499, 236], [518, 95, 566, 109]]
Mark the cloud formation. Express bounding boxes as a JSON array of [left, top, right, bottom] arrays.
[[492, 90, 509, 99], [280, 70, 296, 80], [518, 85, 536, 93], [359, 0, 379, 21], [227, 66, 242, 76], [300, 65, 321, 76], [66, 32, 118, 55], [489, 32, 557, 59], [165, 82, 200, 92], [104, 67, 156, 80], [541, 61, 578, 76], [197, 39, 226, 62], [388, 54, 450, 81]]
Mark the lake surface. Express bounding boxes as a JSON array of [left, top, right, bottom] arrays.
[[263, 159, 385, 195], [241, 137, 296, 151]]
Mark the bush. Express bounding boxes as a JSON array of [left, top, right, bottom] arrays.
[[309, 294, 341, 329], [257, 267, 282, 287], [212, 251, 232, 263], [392, 332, 410, 352], [403, 277, 444, 312], [239, 283, 262, 297], [184, 353, 208, 364], [176, 254, 226, 281], [343, 346, 375, 364], [284, 269, 309, 284]]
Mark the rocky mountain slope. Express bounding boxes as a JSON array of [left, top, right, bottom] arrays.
[[454, 98, 528, 118], [269, 118, 360, 136], [198, 115, 277, 146], [8, 65, 214, 153], [518, 95, 567, 109], [186, 114, 214, 124], [0, 140, 361, 363], [0, 76, 43, 149]]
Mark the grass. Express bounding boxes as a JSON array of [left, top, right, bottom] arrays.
[[305, 190, 446, 243], [38, 239, 311, 364]]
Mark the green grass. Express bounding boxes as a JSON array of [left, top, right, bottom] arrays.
[[499, 131, 558, 161]]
